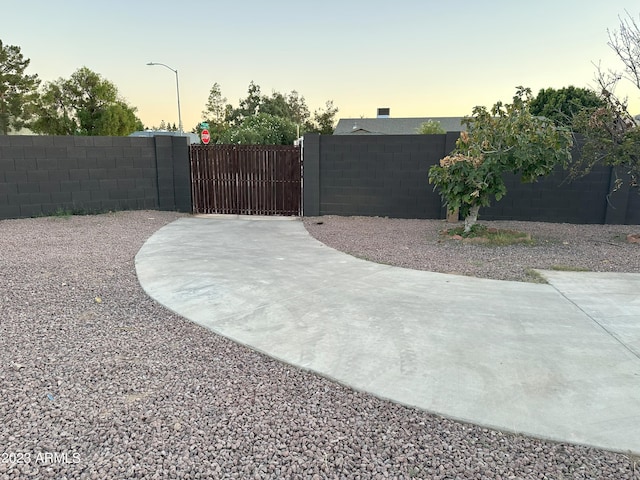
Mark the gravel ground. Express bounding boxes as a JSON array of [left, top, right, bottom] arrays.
[[1, 210, 638, 479], [302, 216, 640, 282]]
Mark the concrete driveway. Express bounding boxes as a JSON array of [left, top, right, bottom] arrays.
[[135, 215, 640, 454]]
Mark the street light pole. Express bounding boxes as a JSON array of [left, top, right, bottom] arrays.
[[146, 62, 183, 134]]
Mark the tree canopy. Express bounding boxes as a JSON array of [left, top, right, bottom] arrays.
[[31, 67, 143, 136], [312, 100, 339, 135], [197, 81, 338, 144], [529, 86, 604, 128], [429, 87, 574, 232], [217, 113, 297, 145], [202, 83, 229, 124], [0, 40, 40, 135]]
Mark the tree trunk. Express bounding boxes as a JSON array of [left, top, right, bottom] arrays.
[[463, 205, 480, 233]]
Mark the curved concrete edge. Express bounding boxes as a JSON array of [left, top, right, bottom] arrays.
[[135, 216, 640, 455]]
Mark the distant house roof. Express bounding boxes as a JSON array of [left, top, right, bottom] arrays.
[[333, 117, 466, 135], [129, 130, 201, 144]]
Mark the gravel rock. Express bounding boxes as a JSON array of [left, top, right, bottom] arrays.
[[0, 211, 637, 479], [303, 216, 640, 282]]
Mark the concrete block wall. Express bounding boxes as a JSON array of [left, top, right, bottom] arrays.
[[303, 133, 638, 225], [304, 134, 458, 219], [478, 167, 612, 224], [0, 135, 191, 220], [627, 188, 640, 224]]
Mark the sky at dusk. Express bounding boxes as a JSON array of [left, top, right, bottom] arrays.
[[3, 0, 640, 131]]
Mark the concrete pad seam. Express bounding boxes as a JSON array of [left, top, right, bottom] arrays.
[[545, 280, 640, 361]]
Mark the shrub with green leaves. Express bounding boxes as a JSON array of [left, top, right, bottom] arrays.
[[428, 87, 573, 232], [418, 119, 446, 134], [217, 112, 297, 145]]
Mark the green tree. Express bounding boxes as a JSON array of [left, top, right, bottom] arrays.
[[260, 90, 312, 136], [428, 87, 573, 233], [199, 82, 232, 142], [207, 81, 337, 140], [259, 91, 290, 119], [529, 86, 604, 128], [30, 80, 75, 135], [94, 102, 144, 136], [230, 80, 262, 123], [311, 100, 338, 134], [201, 82, 229, 124], [217, 113, 297, 145], [286, 90, 311, 128], [0, 40, 40, 134], [230, 83, 310, 125], [32, 67, 143, 136], [418, 119, 446, 134]]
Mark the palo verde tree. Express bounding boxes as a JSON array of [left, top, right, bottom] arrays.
[[0, 39, 40, 134], [32, 67, 143, 136], [428, 87, 574, 233]]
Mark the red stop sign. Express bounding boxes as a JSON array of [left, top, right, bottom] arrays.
[[201, 129, 210, 144]]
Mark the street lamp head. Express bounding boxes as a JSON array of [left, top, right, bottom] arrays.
[[147, 62, 177, 73]]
